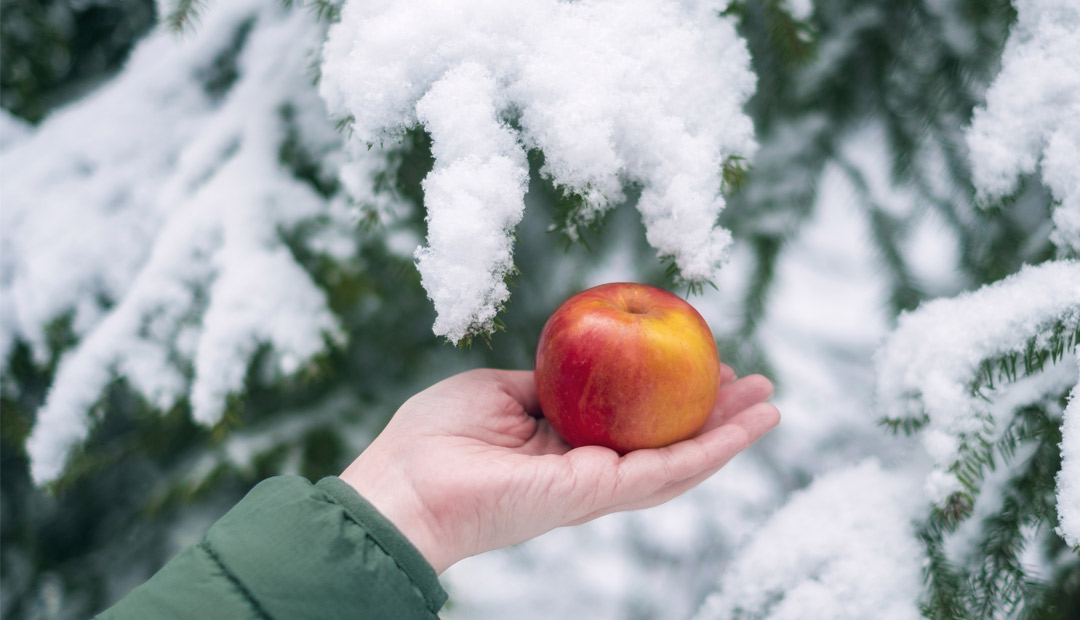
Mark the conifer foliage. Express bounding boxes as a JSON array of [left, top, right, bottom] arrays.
[[1, 1, 1077, 618]]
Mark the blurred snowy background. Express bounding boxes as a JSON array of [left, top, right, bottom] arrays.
[[1, 1, 1077, 619]]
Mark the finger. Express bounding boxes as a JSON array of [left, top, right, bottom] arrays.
[[701, 374, 774, 433], [486, 369, 542, 416], [526, 366, 749, 454], [630, 402, 781, 508], [597, 401, 780, 515], [569, 402, 780, 523], [718, 362, 737, 386]]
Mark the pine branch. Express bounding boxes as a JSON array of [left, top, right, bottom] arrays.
[[920, 399, 1071, 619], [919, 520, 968, 620], [833, 155, 924, 313], [737, 234, 783, 338], [878, 318, 1079, 436], [525, 148, 615, 253], [762, 0, 816, 66], [971, 319, 1079, 399], [281, 0, 342, 23], [660, 255, 718, 298], [973, 403, 1061, 617], [166, 0, 207, 34], [333, 114, 355, 137], [308, 0, 342, 23], [882, 298, 1078, 618], [880, 412, 929, 436], [721, 155, 751, 195]]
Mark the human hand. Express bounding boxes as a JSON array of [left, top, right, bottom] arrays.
[[339, 366, 779, 574]]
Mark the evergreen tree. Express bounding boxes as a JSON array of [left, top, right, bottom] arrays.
[[1, 1, 1076, 619]]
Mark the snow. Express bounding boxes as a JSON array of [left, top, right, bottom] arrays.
[[413, 62, 530, 343], [320, 0, 757, 341], [966, 0, 1080, 253], [1059, 347, 1080, 548], [695, 460, 924, 620], [875, 260, 1080, 502], [4, 1, 345, 483]]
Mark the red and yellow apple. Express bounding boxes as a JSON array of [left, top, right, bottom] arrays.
[[534, 282, 720, 453]]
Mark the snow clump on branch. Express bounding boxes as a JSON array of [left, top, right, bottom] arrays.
[[966, 0, 1080, 254], [320, 0, 757, 342], [875, 260, 1080, 512]]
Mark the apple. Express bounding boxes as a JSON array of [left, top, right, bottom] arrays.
[[534, 282, 720, 453]]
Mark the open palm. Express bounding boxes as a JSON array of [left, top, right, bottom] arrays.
[[341, 366, 779, 573]]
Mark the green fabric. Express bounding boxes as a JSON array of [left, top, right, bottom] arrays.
[[96, 542, 262, 619], [97, 476, 448, 620], [314, 476, 446, 613]]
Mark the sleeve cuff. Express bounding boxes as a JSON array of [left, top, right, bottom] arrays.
[[315, 476, 448, 613]]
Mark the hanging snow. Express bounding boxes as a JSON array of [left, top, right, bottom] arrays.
[[319, 0, 757, 342]]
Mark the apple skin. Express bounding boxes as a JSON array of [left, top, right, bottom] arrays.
[[534, 282, 720, 453]]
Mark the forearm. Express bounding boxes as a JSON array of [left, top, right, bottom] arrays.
[[97, 476, 447, 620]]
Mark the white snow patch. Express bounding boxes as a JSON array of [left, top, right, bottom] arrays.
[[695, 460, 924, 620]]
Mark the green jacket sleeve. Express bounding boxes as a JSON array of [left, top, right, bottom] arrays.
[[96, 476, 448, 620]]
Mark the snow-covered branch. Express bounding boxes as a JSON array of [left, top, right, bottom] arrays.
[[319, 0, 757, 341], [966, 0, 1080, 254], [875, 260, 1080, 509], [3, 1, 346, 484]]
